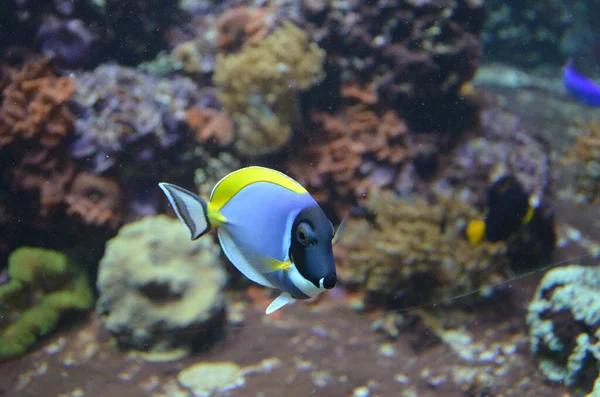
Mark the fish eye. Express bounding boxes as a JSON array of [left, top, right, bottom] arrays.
[[296, 223, 310, 245]]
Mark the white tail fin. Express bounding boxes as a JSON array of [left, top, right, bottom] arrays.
[[158, 183, 211, 240]]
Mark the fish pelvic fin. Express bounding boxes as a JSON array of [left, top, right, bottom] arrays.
[[158, 182, 222, 240], [466, 219, 485, 245], [266, 292, 296, 315]]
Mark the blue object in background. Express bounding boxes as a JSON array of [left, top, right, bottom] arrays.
[[563, 59, 600, 106]]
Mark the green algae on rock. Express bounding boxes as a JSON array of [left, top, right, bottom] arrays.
[[213, 21, 325, 157], [96, 215, 228, 355], [0, 247, 93, 361], [527, 264, 600, 396]]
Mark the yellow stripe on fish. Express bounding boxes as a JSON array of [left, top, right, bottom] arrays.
[[209, 166, 308, 211]]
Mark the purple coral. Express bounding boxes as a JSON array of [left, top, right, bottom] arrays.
[[69, 65, 204, 173], [37, 16, 94, 69]]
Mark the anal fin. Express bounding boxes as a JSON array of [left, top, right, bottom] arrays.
[[266, 292, 295, 315]]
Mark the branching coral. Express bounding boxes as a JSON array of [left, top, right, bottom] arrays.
[[287, 101, 413, 204], [289, 0, 484, 130], [562, 119, 600, 203], [527, 265, 600, 396], [9, 147, 75, 216], [65, 173, 123, 229], [335, 189, 510, 307], [96, 215, 228, 354], [0, 247, 93, 361], [213, 21, 325, 157], [70, 64, 204, 173], [0, 57, 75, 149], [185, 107, 234, 147], [435, 109, 550, 207]]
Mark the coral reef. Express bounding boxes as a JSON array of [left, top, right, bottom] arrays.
[[65, 173, 123, 229], [0, 0, 186, 67], [527, 265, 600, 396], [96, 215, 228, 354], [562, 119, 600, 203], [435, 109, 550, 207], [37, 16, 94, 69], [70, 64, 204, 173], [215, 7, 271, 52], [0, 57, 74, 149], [287, 100, 413, 204], [335, 189, 510, 308], [482, 0, 598, 72], [0, 247, 93, 361], [0, 58, 77, 216], [213, 21, 325, 157], [292, 0, 484, 130], [185, 107, 234, 148], [102, 0, 185, 65], [194, 152, 241, 197], [9, 146, 76, 216]]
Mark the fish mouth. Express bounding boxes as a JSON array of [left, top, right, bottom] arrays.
[[319, 273, 337, 290]]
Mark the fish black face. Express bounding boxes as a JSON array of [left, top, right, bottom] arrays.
[[485, 176, 530, 242], [290, 205, 337, 289]]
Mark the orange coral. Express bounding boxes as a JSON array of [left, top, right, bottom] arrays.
[[341, 84, 378, 105], [65, 173, 123, 229], [9, 147, 75, 215], [185, 107, 234, 147], [288, 103, 412, 203], [215, 7, 270, 52], [1, 59, 77, 216], [0, 58, 75, 148]]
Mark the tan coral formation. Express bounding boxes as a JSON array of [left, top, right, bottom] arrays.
[[213, 21, 325, 157], [336, 189, 510, 306], [96, 215, 228, 354], [563, 119, 600, 203]]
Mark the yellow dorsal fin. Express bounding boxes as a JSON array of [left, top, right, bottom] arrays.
[[209, 166, 307, 210]]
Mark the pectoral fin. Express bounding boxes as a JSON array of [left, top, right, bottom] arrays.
[[266, 292, 296, 315], [332, 213, 349, 245]]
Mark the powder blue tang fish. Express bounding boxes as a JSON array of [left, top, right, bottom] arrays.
[[159, 166, 347, 315], [563, 59, 600, 107]]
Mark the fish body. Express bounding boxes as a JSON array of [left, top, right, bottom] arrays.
[[563, 59, 600, 107], [467, 175, 535, 244], [159, 166, 343, 314]]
